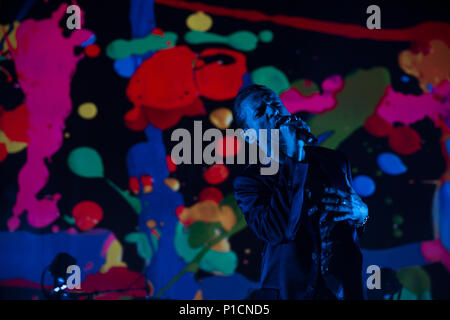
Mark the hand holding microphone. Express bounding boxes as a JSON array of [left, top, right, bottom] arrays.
[[274, 114, 316, 161]]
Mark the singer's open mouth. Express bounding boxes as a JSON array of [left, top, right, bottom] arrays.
[[169, 120, 281, 175], [273, 114, 318, 145]]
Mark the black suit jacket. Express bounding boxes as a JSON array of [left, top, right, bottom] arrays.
[[234, 146, 364, 300]]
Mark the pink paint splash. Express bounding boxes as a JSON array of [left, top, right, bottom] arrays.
[[421, 239, 450, 272], [376, 81, 450, 126], [84, 261, 94, 272], [100, 233, 117, 258], [281, 75, 344, 114], [8, 4, 93, 231]]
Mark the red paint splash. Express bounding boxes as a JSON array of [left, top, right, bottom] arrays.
[[155, 0, 450, 45], [124, 106, 149, 131], [128, 174, 154, 194], [0, 143, 7, 162], [84, 44, 101, 58], [166, 155, 177, 172], [388, 126, 422, 155], [215, 136, 242, 158], [128, 176, 140, 194], [127, 46, 198, 111], [125, 46, 205, 130], [0, 103, 29, 143], [175, 205, 185, 216], [175, 205, 194, 226], [203, 163, 229, 185], [364, 113, 393, 137], [198, 187, 224, 204], [0, 278, 52, 290], [152, 28, 164, 36], [76, 267, 150, 300], [72, 201, 104, 231], [125, 45, 245, 130], [141, 96, 205, 130], [194, 48, 247, 100], [141, 174, 154, 193], [0, 267, 151, 300]]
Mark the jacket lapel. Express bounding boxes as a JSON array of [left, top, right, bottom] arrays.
[[305, 146, 347, 190]]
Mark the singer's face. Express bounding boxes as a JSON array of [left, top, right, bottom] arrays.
[[240, 94, 290, 155], [241, 95, 290, 133]]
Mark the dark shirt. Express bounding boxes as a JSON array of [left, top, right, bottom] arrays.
[[234, 146, 364, 300]]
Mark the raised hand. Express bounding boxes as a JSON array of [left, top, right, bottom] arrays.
[[320, 173, 369, 225], [278, 122, 299, 159]]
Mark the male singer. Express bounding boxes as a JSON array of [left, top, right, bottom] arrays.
[[233, 85, 369, 300]]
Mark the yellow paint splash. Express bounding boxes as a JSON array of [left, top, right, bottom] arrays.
[[177, 201, 237, 253], [100, 239, 127, 273], [164, 177, 180, 191], [178, 200, 237, 232], [0, 130, 27, 153], [146, 219, 157, 229], [78, 102, 98, 120], [193, 289, 203, 300], [186, 11, 213, 32], [211, 237, 231, 252], [1, 22, 20, 51], [209, 107, 233, 129]]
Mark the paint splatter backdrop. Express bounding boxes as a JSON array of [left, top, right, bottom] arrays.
[[0, 0, 449, 300]]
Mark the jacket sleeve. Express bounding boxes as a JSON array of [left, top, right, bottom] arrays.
[[233, 157, 309, 245], [344, 156, 367, 237]]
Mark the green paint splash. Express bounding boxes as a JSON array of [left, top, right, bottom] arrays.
[[188, 221, 223, 249], [308, 67, 391, 149], [63, 215, 75, 225], [125, 232, 153, 260], [156, 194, 246, 297], [259, 30, 274, 42], [184, 30, 273, 51], [106, 32, 178, 60], [67, 147, 104, 178], [396, 267, 431, 299], [251, 65, 290, 94], [291, 79, 320, 96], [106, 179, 141, 214], [67, 147, 141, 214]]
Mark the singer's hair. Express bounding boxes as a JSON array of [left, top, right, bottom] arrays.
[[233, 84, 282, 129]]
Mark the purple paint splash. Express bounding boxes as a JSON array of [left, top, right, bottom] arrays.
[[8, 4, 93, 231]]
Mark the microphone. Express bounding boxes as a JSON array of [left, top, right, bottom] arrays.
[[274, 114, 317, 145], [295, 127, 318, 145]]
